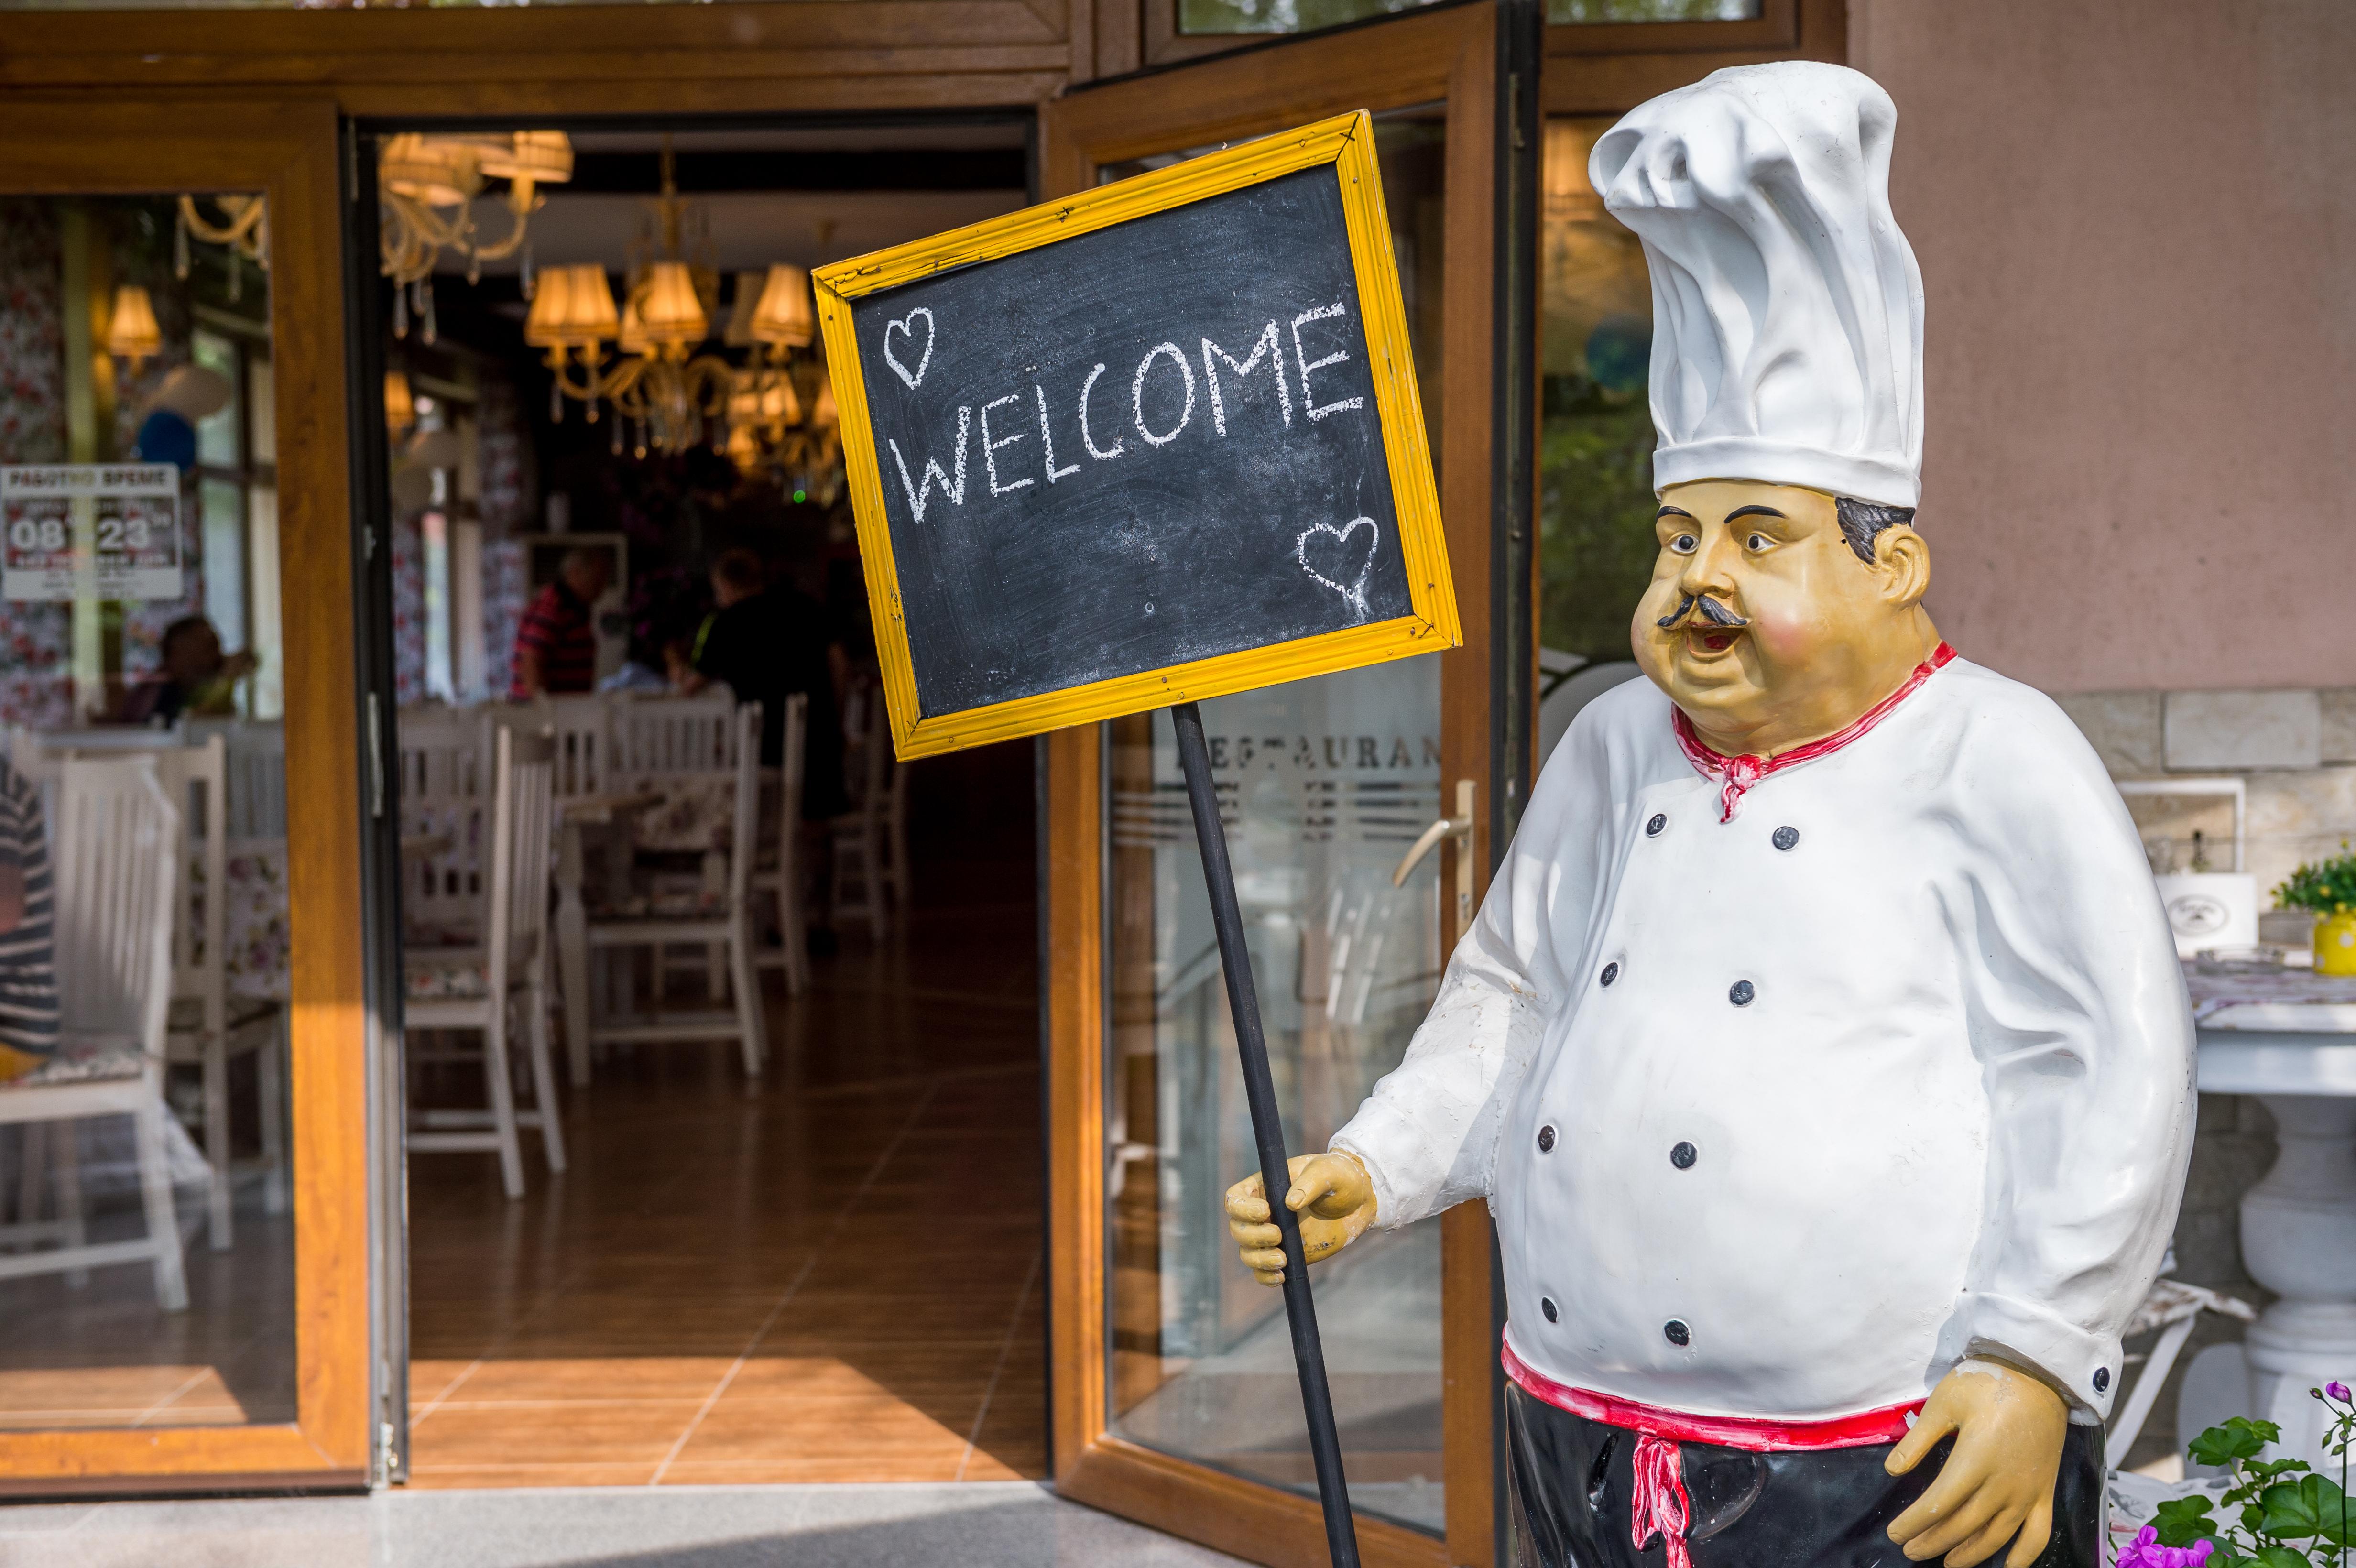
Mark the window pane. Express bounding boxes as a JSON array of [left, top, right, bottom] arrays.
[[1538, 118, 1655, 763], [1102, 114, 1448, 1539], [246, 357, 275, 468], [200, 476, 247, 653], [0, 194, 296, 1430], [246, 485, 283, 721], [190, 330, 241, 469]]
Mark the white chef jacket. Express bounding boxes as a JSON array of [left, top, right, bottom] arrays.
[[1331, 656, 2195, 1425]]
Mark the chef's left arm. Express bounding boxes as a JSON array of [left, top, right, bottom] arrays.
[[1887, 696, 2198, 1567]]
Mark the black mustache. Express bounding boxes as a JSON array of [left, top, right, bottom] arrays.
[[1656, 593, 1750, 631]]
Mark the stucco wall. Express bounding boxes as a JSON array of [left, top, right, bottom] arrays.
[[1853, 1, 2356, 694]]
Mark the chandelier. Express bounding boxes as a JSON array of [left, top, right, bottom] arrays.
[[378, 131, 574, 342], [172, 195, 268, 303], [525, 139, 823, 461]]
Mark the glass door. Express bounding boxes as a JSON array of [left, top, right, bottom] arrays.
[[1040, 7, 1539, 1564], [0, 100, 373, 1492]]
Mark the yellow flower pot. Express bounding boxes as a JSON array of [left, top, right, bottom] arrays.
[[2317, 910, 2356, 976]]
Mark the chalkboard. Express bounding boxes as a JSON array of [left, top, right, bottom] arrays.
[[818, 112, 1458, 759]]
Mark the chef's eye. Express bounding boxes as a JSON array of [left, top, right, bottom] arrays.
[[1745, 533, 1769, 551], [1669, 534, 1698, 555]]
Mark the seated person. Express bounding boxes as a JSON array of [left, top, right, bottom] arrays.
[[684, 550, 849, 818], [112, 615, 257, 725], [0, 753, 59, 1083]]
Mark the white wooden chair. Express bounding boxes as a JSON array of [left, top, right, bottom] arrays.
[[186, 717, 286, 841], [586, 702, 768, 1077], [532, 693, 612, 803], [405, 724, 565, 1200], [751, 693, 810, 995], [614, 691, 740, 997], [153, 736, 287, 1252], [830, 675, 908, 940], [397, 704, 494, 943], [0, 756, 187, 1311], [611, 690, 737, 777]]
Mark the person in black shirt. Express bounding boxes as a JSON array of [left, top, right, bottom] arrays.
[[688, 549, 848, 816]]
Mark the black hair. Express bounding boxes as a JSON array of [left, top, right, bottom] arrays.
[[711, 547, 764, 590], [1834, 496, 1918, 565], [160, 614, 215, 655]]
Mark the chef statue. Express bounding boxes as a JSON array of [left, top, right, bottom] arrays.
[[1225, 61, 2197, 1568]]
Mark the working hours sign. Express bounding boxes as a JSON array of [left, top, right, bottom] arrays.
[[0, 465, 184, 602]]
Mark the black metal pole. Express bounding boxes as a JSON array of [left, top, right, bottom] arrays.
[[1169, 699, 1362, 1568]]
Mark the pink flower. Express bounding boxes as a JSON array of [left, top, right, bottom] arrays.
[[2117, 1527, 2215, 1568], [2329, 1380, 2352, 1402]]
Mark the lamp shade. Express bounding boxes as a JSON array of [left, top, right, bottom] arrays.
[[479, 131, 574, 187], [384, 370, 418, 436], [810, 371, 837, 430], [635, 261, 709, 348], [106, 284, 162, 362], [562, 265, 620, 342], [749, 264, 815, 348], [380, 134, 482, 207], [523, 264, 576, 348]]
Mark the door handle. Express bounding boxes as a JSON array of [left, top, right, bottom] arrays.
[[1393, 780, 1478, 943]]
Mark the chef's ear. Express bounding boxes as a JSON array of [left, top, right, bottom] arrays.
[[1870, 523, 1930, 609]]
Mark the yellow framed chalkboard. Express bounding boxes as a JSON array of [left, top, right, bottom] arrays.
[[816, 109, 1458, 761]]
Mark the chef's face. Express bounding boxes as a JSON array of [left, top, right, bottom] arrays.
[[1634, 479, 1935, 757]]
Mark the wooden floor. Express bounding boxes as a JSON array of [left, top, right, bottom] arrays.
[[404, 874, 1047, 1488]]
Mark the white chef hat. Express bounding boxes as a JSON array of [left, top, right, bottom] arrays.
[[1590, 61, 1924, 509]]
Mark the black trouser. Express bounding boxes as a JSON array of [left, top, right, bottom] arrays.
[[1506, 1385, 2103, 1568]]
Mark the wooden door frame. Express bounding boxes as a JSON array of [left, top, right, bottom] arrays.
[[1040, 10, 1513, 1566], [0, 96, 371, 1492]]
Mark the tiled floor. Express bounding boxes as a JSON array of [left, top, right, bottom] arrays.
[[0, 1481, 1254, 1567], [403, 866, 1047, 1488]]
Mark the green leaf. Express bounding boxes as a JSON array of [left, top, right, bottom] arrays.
[[2243, 1546, 2313, 1568], [2259, 1474, 2351, 1544], [2154, 1496, 2219, 1547], [2194, 1418, 2280, 1467], [2241, 1502, 2269, 1535]]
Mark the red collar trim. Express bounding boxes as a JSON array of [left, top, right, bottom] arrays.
[[1502, 1341, 1921, 1452], [1671, 642, 1956, 823]]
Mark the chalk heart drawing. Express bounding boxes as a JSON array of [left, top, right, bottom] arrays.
[[1296, 516, 1380, 621], [883, 307, 936, 391]]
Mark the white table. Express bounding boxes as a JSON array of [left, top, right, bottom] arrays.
[[2184, 975, 2356, 1468]]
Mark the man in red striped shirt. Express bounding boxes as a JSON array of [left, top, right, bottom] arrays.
[[510, 548, 611, 699]]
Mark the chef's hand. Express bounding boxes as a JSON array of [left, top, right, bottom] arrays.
[[1223, 1152, 1376, 1287], [1885, 1358, 2070, 1568]]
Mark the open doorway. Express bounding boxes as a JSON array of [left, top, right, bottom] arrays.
[[366, 120, 1046, 1488]]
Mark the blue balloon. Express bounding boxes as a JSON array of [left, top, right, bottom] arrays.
[[1585, 313, 1652, 394], [133, 410, 197, 471]]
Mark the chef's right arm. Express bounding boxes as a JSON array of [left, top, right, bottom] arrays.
[[1226, 704, 1607, 1281]]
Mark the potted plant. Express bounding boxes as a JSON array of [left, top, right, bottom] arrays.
[[2134, 1383, 2354, 1566], [2276, 843, 2356, 977]]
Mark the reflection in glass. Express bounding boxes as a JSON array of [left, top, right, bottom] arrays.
[[1108, 662, 1446, 1532], [1538, 118, 1658, 760], [1102, 113, 1449, 1536], [0, 195, 295, 1430]]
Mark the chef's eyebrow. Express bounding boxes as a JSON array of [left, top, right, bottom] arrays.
[[1655, 505, 1695, 520], [1724, 505, 1787, 521]]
